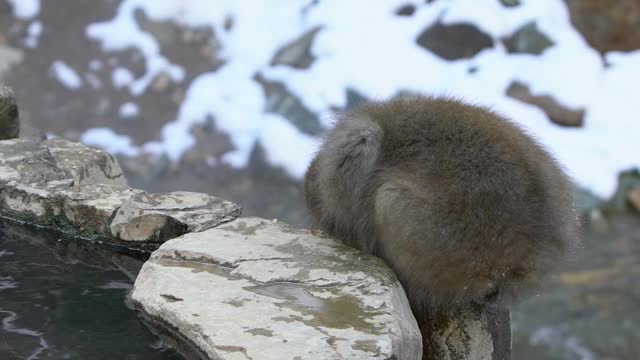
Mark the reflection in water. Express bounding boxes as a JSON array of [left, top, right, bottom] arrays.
[[0, 219, 183, 360]]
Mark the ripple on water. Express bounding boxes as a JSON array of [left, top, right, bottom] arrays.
[[0, 220, 183, 359], [0, 309, 49, 360]]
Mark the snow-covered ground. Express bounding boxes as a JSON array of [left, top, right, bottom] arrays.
[[8, 0, 640, 197]]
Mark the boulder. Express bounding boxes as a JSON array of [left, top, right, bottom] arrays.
[[61, 185, 144, 236], [0, 139, 68, 184], [416, 21, 494, 60], [0, 138, 140, 239], [129, 217, 423, 360], [0, 137, 240, 245], [110, 191, 241, 242], [45, 138, 128, 188], [270, 26, 322, 69], [502, 21, 554, 55], [0, 85, 19, 140], [506, 81, 584, 127]]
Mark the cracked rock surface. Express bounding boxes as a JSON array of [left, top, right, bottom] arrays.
[[111, 191, 241, 242], [44, 138, 129, 188], [0, 137, 240, 248], [0, 138, 136, 236], [129, 217, 423, 360]]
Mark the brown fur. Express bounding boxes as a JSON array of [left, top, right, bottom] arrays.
[[304, 96, 578, 324]]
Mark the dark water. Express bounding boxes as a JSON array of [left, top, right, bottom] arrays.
[[512, 214, 640, 360], [0, 220, 183, 360]]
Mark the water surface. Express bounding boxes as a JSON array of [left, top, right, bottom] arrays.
[[0, 219, 183, 360]]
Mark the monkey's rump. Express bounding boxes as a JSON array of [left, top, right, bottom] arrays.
[[304, 96, 578, 320]]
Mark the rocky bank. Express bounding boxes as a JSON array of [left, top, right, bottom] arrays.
[[0, 86, 510, 359]]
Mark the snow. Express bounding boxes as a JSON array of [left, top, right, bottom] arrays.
[[86, 3, 185, 96], [89, 59, 103, 71], [112, 67, 134, 88], [259, 114, 321, 179], [24, 21, 43, 48], [6, 0, 40, 19], [76, 0, 639, 197], [50, 61, 83, 90], [119, 102, 139, 118], [81, 128, 139, 157]]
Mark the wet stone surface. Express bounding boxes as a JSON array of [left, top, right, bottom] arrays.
[[0, 137, 240, 249], [110, 191, 241, 242], [0, 138, 139, 240], [129, 217, 424, 360]]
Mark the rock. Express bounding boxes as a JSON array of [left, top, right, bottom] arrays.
[[270, 26, 322, 69], [61, 185, 144, 237], [0, 140, 63, 221], [255, 73, 323, 136], [395, 4, 417, 16], [0, 138, 140, 240], [0, 179, 70, 223], [0, 139, 69, 184], [44, 138, 128, 188], [502, 21, 554, 55], [416, 21, 494, 60], [110, 191, 241, 242], [184, 116, 234, 164], [0, 85, 19, 140], [506, 81, 584, 127], [422, 305, 511, 360], [628, 187, 640, 212], [499, 0, 520, 7], [0, 179, 143, 239], [565, 0, 640, 54], [604, 168, 640, 213], [129, 217, 423, 360]]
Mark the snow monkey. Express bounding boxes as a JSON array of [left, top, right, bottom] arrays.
[[304, 96, 577, 324]]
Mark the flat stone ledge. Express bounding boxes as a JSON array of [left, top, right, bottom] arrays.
[[129, 217, 423, 360], [0, 138, 139, 237], [45, 138, 128, 188], [0, 137, 241, 250], [111, 191, 241, 242]]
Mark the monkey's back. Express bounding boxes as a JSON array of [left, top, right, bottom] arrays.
[[305, 97, 577, 320]]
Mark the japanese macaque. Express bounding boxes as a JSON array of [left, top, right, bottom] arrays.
[[304, 96, 577, 324]]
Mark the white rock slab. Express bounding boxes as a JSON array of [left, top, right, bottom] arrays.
[[0, 138, 139, 239], [44, 138, 128, 188], [111, 191, 241, 242], [61, 185, 144, 236], [129, 217, 422, 360], [0, 139, 69, 184]]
